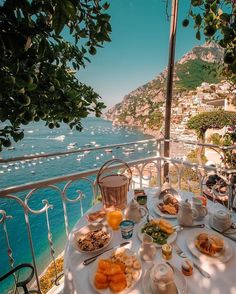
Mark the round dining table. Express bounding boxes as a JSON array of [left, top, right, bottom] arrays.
[[63, 188, 236, 294]]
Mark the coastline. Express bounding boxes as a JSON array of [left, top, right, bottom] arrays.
[[104, 117, 161, 139], [0, 117, 159, 294]]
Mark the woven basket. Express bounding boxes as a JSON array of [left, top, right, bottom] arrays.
[[97, 159, 132, 209]]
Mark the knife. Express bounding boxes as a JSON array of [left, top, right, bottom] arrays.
[[83, 241, 130, 265], [206, 225, 236, 242]]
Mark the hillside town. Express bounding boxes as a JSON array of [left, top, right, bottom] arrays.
[[168, 81, 236, 141]]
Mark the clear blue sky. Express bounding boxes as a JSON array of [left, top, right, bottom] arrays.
[[77, 0, 203, 109]]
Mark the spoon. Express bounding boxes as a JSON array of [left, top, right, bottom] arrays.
[[174, 224, 205, 232]]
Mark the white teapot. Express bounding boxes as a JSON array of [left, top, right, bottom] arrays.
[[125, 199, 147, 223], [177, 199, 199, 226]]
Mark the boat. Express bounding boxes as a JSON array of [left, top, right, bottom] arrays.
[[124, 148, 135, 153], [105, 149, 113, 153], [54, 135, 65, 142], [67, 142, 77, 150]]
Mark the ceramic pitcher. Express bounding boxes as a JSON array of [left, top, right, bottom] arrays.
[[192, 197, 208, 220], [140, 233, 157, 261], [125, 199, 147, 223], [177, 199, 199, 226]]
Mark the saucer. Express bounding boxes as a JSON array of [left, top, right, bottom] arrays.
[[142, 265, 187, 294]]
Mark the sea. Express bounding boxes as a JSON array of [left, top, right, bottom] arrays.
[[0, 117, 156, 293]]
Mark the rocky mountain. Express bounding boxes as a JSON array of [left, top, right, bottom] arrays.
[[105, 42, 226, 137]]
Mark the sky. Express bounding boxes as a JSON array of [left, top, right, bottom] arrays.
[[77, 0, 204, 109]]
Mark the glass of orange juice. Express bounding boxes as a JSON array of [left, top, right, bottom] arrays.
[[106, 208, 123, 230]]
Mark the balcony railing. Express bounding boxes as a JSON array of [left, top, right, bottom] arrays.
[[0, 138, 235, 294]]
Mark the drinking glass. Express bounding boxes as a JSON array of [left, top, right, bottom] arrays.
[[106, 208, 123, 230]]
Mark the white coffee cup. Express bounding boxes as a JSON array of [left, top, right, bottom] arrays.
[[211, 209, 232, 231], [192, 197, 208, 220]]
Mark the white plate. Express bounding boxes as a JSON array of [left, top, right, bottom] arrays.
[[72, 223, 112, 253], [186, 228, 234, 263], [137, 221, 177, 247], [152, 199, 178, 219], [142, 265, 188, 294], [89, 248, 142, 294]]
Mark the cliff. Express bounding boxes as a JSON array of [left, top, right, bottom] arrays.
[[105, 42, 228, 137]]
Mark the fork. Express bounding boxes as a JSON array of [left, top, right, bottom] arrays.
[[174, 243, 211, 279]]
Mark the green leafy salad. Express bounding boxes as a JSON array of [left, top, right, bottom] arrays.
[[141, 222, 169, 245]]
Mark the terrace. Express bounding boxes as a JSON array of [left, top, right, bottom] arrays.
[[0, 137, 236, 293]]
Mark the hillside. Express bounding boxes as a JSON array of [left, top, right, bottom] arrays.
[[105, 42, 226, 137]]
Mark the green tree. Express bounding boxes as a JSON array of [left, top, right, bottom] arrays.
[[187, 110, 236, 165], [181, 0, 236, 82], [208, 131, 236, 168], [146, 110, 163, 130], [0, 0, 111, 150]]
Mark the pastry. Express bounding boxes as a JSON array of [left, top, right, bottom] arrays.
[[86, 209, 106, 222], [195, 233, 224, 256], [181, 259, 193, 276], [158, 195, 179, 215], [94, 251, 141, 291], [156, 219, 174, 234]]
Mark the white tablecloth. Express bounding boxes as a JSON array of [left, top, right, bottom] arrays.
[[63, 189, 236, 294]]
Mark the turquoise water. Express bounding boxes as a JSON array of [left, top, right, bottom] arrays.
[[0, 118, 156, 293]]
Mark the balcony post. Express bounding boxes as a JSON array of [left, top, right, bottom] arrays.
[[164, 0, 179, 176]]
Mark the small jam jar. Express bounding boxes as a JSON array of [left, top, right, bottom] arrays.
[[162, 244, 172, 260]]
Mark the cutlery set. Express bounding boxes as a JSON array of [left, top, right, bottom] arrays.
[[83, 241, 130, 265], [174, 243, 211, 279]]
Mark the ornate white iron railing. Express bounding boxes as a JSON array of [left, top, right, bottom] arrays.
[[0, 138, 235, 294]]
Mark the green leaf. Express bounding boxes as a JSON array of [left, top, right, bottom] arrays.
[[195, 14, 202, 26], [52, 0, 75, 35], [26, 83, 38, 91], [103, 2, 110, 10], [196, 30, 201, 40], [100, 14, 111, 21], [38, 38, 48, 58], [78, 29, 87, 38]]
